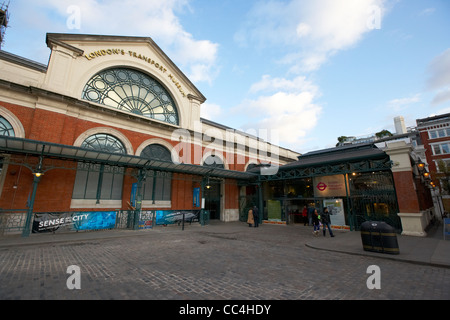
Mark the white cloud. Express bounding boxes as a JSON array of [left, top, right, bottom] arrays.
[[388, 94, 421, 111], [235, 0, 387, 72], [419, 8, 435, 16], [9, 0, 219, 84], [236, 75, 322, 150], [432, 89, 450, 107], [200, 102, 223, 121], [427, 48, 450, 89], [249, 75, 319, 96], [427, 48, 450, 106], [230, 0, 389, 151], [296, 23, 312, 38]]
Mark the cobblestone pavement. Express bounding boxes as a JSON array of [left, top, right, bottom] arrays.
[[1, 222, 449, 300]]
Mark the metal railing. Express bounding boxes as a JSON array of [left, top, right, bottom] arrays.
[[0, 209, 28, 235]]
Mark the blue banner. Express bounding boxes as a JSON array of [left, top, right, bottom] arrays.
[[33, 211, 117, 233], [193, 187, 200, 207], [155, 210, 199, 225], [130, 183, 137, 207], [74, 211, 117, 231]]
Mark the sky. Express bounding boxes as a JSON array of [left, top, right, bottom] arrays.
[[1, 0, 450, 154]]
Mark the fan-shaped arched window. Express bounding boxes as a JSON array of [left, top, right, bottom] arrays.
[[0, 116, 15, 137], [81, 133, 127, 154], [72, 134, 126, 203], [82, 68, 179, 125]]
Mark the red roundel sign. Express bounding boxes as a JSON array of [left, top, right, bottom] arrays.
[[316, 182, 327, 192]]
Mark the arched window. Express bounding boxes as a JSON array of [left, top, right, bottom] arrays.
[[82, 68, 179, 125], [72, 134, 126, 202], [141, 143, 172, 162], [0, 116, 15, 137], [140, 144, 172, 202], [81, 133, 127, 154], [0, 116, 15, 189], [203, 155, 224, 169]]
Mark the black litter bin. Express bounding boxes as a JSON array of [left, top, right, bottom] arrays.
[[360, 221, 399, 255]]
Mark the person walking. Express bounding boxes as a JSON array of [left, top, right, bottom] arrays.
[[302, 205, 308, 226], [253, 205, 259, 228], [321, 207, 334, 237], [247, 207, 254, 227], [312, 209, 320, 236]]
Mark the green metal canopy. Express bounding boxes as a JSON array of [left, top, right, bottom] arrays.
[[256, 143, 392, 181], [0, 136, 258, 181]]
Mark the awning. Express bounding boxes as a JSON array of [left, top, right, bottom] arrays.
[[0, 136, 258, 181]]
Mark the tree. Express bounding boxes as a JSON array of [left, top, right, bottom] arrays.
[[375, 130, 393, 139], [436, 160, 450, 194], [336, 136, 351, 146]]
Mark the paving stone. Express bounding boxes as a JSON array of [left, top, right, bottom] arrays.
[[0, 222, 449, 300]]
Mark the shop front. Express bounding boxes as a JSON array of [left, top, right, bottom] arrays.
[[257, 144, 402, 231]]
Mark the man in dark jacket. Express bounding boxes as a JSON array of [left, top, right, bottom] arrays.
[[253, 206, 259, 227], [321, 207, 334, 237]]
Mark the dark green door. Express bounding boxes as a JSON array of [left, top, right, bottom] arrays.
[[205, 180, 221, 220]]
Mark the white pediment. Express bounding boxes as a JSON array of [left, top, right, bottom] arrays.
[[45, 33, 205, 104]]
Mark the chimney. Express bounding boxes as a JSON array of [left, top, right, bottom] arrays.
[[394, 116, 407, 135]]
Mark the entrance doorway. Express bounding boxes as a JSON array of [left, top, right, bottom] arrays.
[[204, 179, 221, 220]]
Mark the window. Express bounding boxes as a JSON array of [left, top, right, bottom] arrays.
[[431, 142, 450, 155], [140, 144, 172, 202], [0, 116, 15, 183], [72, 163, 124, 200], [72, 134, 126, 202], [141, 171, 172, 202], [81, 134, 126, 153], [428, 127, 450, 140], [0, 116, 15, 137], [203, 155, 224, 169], [141, 143, 172, 162], [82, 68, 179, 125]]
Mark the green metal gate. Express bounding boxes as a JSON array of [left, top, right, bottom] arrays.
[[115, 210, 136, 229], [349, 193, 401, 232], [239, 194, 258, 222], [348, 171, 401, 232]]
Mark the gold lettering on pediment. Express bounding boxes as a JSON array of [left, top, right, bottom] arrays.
[[84, 48, 186, 97]]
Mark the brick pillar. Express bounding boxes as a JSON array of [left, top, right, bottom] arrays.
[[385, 141, 427, 236]]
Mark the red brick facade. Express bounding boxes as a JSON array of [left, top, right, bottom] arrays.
[[0, 101, 244, 213]]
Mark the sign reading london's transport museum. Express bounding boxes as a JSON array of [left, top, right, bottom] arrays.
[[32, 211, 117, 233]]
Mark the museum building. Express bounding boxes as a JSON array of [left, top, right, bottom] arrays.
[[0, 33, 437, 238], [0, 33, 299, 235]]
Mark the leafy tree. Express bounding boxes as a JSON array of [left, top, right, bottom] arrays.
[[375, 130, 393, 138], [336, 136, 351, 146], [436, 160, 450, 194]]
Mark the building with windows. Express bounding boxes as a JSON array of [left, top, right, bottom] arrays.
[[417, 113, 450, 212], [0, 33, 299, 235], [0, 33, 438, 238]]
